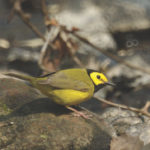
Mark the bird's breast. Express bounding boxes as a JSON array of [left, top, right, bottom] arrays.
[[48, 89, 93, 106]]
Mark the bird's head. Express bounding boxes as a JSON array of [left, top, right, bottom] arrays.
[[87, 69, 114, 92]]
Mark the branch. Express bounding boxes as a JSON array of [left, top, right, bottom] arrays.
[[94, 96, 150, 117], [70, 32, 150, 75], [13, 0, 45, 41], [60, 30, 84, 67], [39, 27, 60, 72], [41, 0, 51, 29], [40, 0, 83, 68]]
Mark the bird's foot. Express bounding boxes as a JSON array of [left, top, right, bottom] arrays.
[[72, 111, 92, 119], [66, 106, 92, 119]]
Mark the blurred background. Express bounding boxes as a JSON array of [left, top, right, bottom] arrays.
[[0, 0, 150, 110]]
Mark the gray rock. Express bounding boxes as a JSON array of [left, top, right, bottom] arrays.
[[95, 0, 150, 32], [0, 76, 113, 150], [101, 107, 150, 146], [142, 143, 150, 150]]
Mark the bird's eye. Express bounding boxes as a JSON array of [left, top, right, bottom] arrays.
[[97, 75, 101, 79]]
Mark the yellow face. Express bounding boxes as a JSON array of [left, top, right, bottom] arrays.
[[89, 72, 108, 86]]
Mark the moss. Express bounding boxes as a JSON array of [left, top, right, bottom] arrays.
[[40, 134, 48, 139], [0, 102, 12, 116]]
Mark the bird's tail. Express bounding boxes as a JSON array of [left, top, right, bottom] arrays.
[[5, 72, 34, 82]]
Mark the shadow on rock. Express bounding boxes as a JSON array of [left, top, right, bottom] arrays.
[[12, 98, 70, 117]]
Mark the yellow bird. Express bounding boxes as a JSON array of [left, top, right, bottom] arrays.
[[5, 68, 113, 118]]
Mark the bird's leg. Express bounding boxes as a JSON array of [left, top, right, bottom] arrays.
[[66, 106, 91, 119]]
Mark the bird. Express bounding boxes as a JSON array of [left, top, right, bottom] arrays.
[[5, 68, 114, 118]]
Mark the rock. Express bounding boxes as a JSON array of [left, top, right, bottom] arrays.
[[105, 63, 150, 108], [110, 134, 144, 150], [142, 143, 150, 150], [101, 107, 150, 146], [0, 76, 114, 150], [96, 0, 150, 32]]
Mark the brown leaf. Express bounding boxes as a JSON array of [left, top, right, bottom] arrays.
[[40, 24, 79, 72], [48, 18, 59, 26], [71, 26, 80, 32]]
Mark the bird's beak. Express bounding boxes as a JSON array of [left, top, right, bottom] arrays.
[[105, 82, 115, 87]]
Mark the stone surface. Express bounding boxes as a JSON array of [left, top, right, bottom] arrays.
[[101, 107, 150, 146], [0, 76, 113, 150], [95, 0, 150, 32], [1, 76, 150, 149]]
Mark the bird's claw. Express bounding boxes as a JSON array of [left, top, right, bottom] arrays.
[[72, 111, 92, 119]]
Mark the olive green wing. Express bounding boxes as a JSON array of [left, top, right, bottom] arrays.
[[37, 71, 90, 92]]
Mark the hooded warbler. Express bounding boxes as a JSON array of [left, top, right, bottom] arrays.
[[5, 68, 113, 117]]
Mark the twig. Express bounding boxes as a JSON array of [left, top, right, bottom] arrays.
[[39, 31, 52, 72], [41, 0, 83, 67], [41, 0, 51, 29], [141, 101, 150, 114], [41, 0, 49, 19], [79, 105, 101, 119], [94, 96, 150, 117], [12, 0, 57, 72], [60, 30, 84, 67], [12, 0, 54, 48], [39, 27, 60, 71], [12, 0, 150, 75], [70, 32, 150, 75], [13, 0, 45, 41]]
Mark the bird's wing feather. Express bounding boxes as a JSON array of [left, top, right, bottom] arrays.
[[37, 71, 90, 92]]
